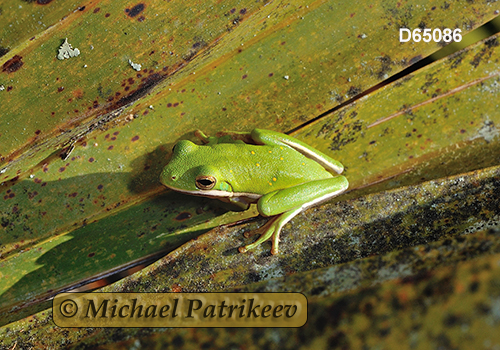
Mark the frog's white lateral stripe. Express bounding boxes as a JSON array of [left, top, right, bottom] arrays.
[[163, 185, 262, 200], [281, 139, 343, 174], [300, 187, 347, 211], [272, 187, 346, 232]]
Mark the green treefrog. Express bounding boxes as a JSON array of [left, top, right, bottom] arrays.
[[160, 129, 348, 255]]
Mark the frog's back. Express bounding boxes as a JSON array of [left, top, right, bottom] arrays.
[[210, 142, 333, 194]]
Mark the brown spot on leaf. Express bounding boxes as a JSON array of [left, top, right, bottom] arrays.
[[36, 0, 54, 4], [125, 3, 145, 18], [175, 212, 192, 221], [2, 55, 24, 73], [89, 157, 95, 162], [10, 176, 19, 183], [114, 73, 163, 108], [131, 135, 140, 142]]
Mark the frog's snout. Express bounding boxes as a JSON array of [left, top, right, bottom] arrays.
[[169, 174, 179, 184], [160, 168, 177, 186]]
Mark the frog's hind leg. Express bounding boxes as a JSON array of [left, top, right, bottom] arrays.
[[239, 176, 348, 255], [239, 207, 302, 255]]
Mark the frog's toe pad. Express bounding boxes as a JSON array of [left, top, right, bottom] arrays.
[[243, 231, 257, 238]]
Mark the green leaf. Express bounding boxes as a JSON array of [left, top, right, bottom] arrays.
[[0, 0, 499, 347]]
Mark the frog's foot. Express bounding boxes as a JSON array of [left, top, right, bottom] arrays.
[[238, 208, 302, 255], [239, 216, 280, 254]]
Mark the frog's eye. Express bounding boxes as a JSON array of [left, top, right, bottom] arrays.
[[195, 175, 216, 190]]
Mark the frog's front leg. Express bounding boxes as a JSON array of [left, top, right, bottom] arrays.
[[239, 176, 348, 255]]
